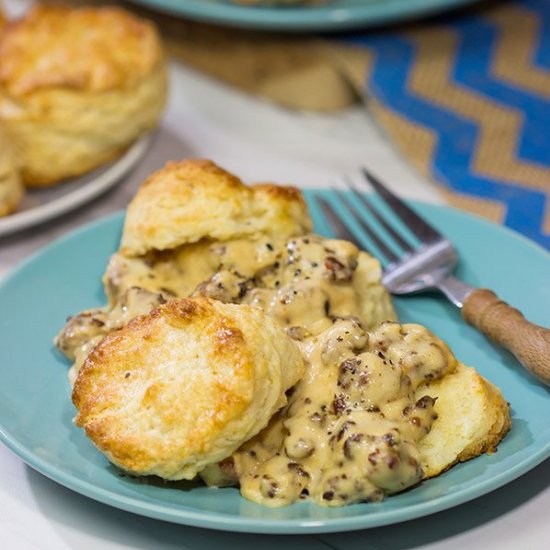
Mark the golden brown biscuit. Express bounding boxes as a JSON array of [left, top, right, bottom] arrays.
[[58, 157, 510, 506], [120, 159, 312, 256], [0, 122, 23, 217], [418, 362, 511, 478], [0, 5, 167, 186], [56, 286, 170, 386], [72, 297, 304, 480]]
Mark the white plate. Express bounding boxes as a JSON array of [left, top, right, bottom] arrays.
[[0, 135, 151, 238]]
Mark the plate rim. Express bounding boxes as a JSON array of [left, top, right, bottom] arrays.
[[128, 0, 480, 31], [0, 135, 151, 238], [1, 423, 549, 534], [1, 201, 550, 534]]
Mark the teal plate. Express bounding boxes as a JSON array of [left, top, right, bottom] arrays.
[[1, 195, 549, 534], [128, 0, 479, 31]]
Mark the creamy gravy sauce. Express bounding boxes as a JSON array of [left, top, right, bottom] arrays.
[[193, 236, 456, 507], [58, 234, 394, 383], [103, 240, 219, 304], [195, 235, 394, 337], [211, 321, 456, 507], [56, 233, 450, 508]]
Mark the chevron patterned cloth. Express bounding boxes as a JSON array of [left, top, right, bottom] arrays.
[[344, 0, 550, 250]]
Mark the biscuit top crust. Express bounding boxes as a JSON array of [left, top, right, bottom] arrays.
[[0, 5, 163, 97], [140, 159, 247, 196], [71, 296, 304, 480], [120, 159, 312, 256]]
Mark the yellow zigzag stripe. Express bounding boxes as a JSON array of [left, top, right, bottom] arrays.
[[335, 43, 507, 223], [371, 101, 506, 223], [405, 27, 550, 234], [488, 5, 550, 99]]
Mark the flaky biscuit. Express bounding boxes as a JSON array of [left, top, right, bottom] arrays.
[[120, 159, 312, 256], [418, 362, 511, 478], [0, 122, 23, 217], [72, 297, 304, 480], [0, 5, 167, 186]]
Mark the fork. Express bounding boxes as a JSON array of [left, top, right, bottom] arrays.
[[317, 169, 550, 386]]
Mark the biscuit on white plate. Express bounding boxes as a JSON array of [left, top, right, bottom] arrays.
[[0, 5, 167, 187], [0, 122, 23, 217], [120, 159, 312, 256], [72, 296, 305, 480]]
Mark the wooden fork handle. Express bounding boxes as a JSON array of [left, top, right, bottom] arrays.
[[462, 288, 550, 386]]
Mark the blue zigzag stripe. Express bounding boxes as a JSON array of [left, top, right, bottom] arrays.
[[521, 0, 550, 70], [344, 33, 550, 250], [449, 16, 550, 166]]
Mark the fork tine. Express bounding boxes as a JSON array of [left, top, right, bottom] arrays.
[[361, 168, 442, 243], [343, 177, 415, 253], [337, 192, 399, 263], [316, 196, 375, 258]]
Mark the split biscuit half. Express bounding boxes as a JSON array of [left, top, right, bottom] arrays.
[[72, 296, 304, 480], [120, 159, 312, 256]]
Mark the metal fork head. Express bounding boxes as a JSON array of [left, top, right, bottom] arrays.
[[317, 169, 470, 306]]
